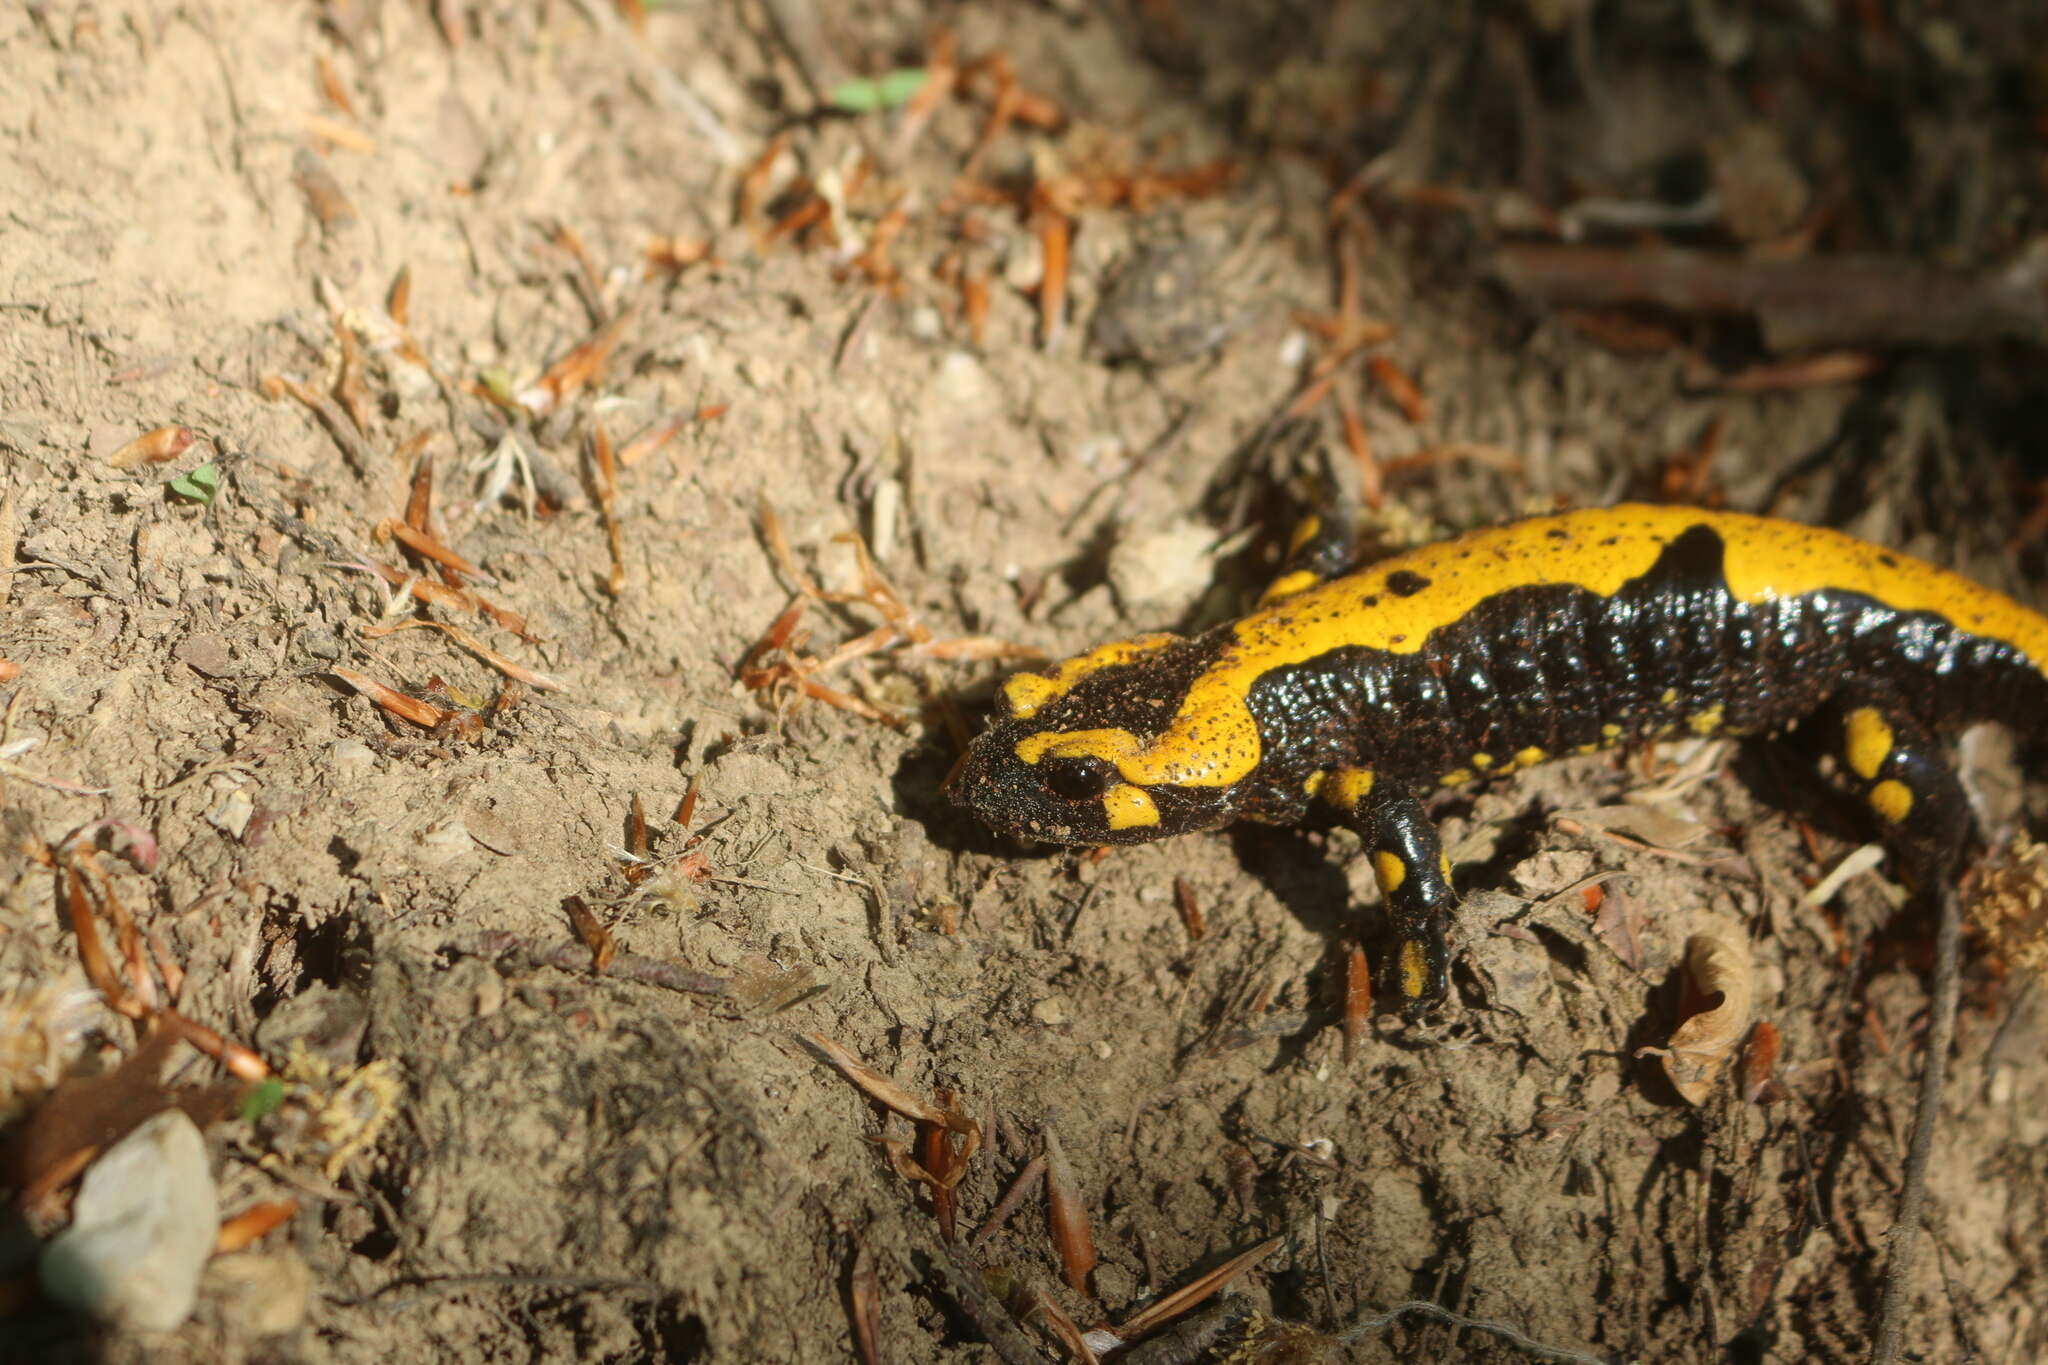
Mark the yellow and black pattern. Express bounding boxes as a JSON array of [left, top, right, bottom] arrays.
[[955, 504, 2048, 1013]]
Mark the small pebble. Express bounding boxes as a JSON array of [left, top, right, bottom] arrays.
[[41, 1109, 219, 1331]]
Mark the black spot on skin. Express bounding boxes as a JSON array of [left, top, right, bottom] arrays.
[[1600, 537, 1619, 546], [1386, 570, 1430, 597], [1362, 595, 1379, 608], [1879, 553, 1898, 567], [1547, 528, 1569, 539]]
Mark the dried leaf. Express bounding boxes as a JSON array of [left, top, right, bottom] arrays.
[[1342, 943, 1372, 1062], [567, 898, 617, 973], [214, 1199, 297, 1254], [848, 1242, 882, 1365], [330, 667, 450, 730], [1637, 933, 1754, 1105], [1035, 210, 1070, 350], [1557, 802, 1712, 850], [807, 1032, 947, 1126], [375, 518, 488, 583], [1042, 1125, 1096, 1295], [1173, 877, 1206, 942], [107, 425, 199, 469], [1366, 353, 1428, 423], [1591, 884, 1649, 972], [970, 1155, 1045, 1249], [1028, 1285, 1100, 1364], [1742, 1019, 1786, 1105], [1112, 1235, 1282, 1338]]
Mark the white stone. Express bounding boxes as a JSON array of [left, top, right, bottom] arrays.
[[41, 1109, 218, 1331]]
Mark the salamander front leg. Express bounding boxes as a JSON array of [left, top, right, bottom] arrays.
[[1257, 508, 1359, 605], [1327, 775, 1456, 1014]]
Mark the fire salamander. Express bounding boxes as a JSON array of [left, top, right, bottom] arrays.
[[956, 503, 2048, 1014]]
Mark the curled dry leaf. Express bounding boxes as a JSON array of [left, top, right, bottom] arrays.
[[1637, 933, 1754, 1105]]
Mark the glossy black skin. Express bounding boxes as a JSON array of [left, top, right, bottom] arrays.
[[957, 525, 2047, 1012], [1233, 526, 2043, 831]]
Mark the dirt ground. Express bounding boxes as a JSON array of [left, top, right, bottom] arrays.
[[5, 2, 2048, 1362]]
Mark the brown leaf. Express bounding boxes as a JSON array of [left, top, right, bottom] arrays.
[[214, 1200, 298, 1254], [806, 1033, 947, 1127], [1557, 802, 1712, 850], [1590, 883, 1649, 972], [1042, 1125, 1096, 1296], [1637, 933, 1754, 1105], [848, 1243, 882, 1365], [567, 898, 617, 973], [107, 425, 200, 469], [1742, 1019, 1786, 1105], [1112, 1235, 1284, 1339], [330, 667, 450, 730], [1173, 877, 1206, 942], [1342, 943, 1372, 1063]]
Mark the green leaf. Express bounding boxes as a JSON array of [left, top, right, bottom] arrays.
[[168, 462, 220, 505], [478, 367, 517, 403], [828, 68, 928, 114], [239, 1077, 288, 1122]]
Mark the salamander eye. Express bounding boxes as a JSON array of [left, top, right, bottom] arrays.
[[1041, 755, 1116, 801]]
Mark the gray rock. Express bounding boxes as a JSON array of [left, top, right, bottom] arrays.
[[40, 1109, 218, 1331]]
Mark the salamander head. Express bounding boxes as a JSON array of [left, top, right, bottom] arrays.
[[953, 633, 1240, 846]]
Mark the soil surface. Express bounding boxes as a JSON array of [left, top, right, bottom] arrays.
[[4, 3, 2048, 1363]]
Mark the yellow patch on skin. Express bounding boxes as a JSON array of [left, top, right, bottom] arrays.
[[1258, 569, 1322, 606], [1002, 633, 1181, 719], [1470, 752, 1494, 770], [1103, 784, 1160, 829], [1870, 778, 1913, 824], [1600, 723, 1623, 740], [1687, 705, 1725, 736], [1303, 770, 1327, 797], [1439, 768, 1474, 787], [1399, 939, 1430, 1001], [1015, 728, 1145, 767], [1660, 688, 1680, 706], [1574, 742, 1600, 755], [1515, 746, 1547, 766], [1845, 707, 1894, 781], [1287, 515, 1323, 556], [1326, 769, 1376, 810], [1011, 504, 2048, 791], [1438, 852, 1453, 884], [1372, 850, 1407, 893]]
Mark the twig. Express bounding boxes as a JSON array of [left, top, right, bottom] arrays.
[[1339, 1299, 1606, 1364], [570, 0, 741, 165], [1493, 242, 2048, 352], [1869, 883, 1965, 1364], [922, 1238, 1053, 1365], [970, 1155, 1046, 1249], [345, 1271, 670, 1314], [442, 931, 730, 996]]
